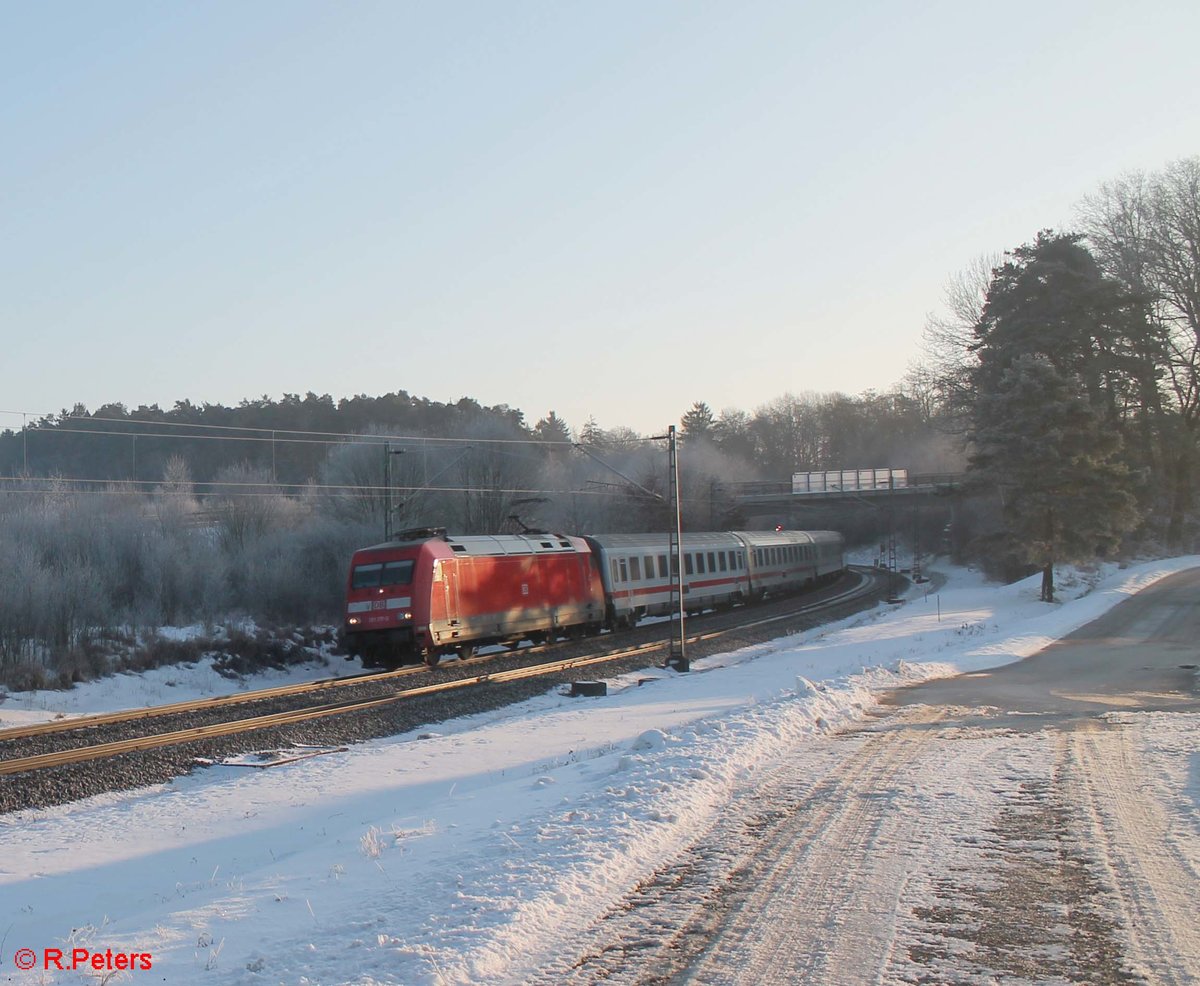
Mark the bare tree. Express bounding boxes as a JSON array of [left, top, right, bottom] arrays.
[[919, 253, 1001, 428], [1079, 157, 1200, 543]]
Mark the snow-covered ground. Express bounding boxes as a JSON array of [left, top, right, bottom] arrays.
[[0, 652, 356, 731], [2, 558, 1198, 985]]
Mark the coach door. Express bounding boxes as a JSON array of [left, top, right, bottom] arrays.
[[430, 559, 461, 640]]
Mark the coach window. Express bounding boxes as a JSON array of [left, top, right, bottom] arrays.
[[611, 559, 620, 584], [685, 554, 694, 575], [645, 555, 656, 578], [630, 557, 641, 581], [619, 558, 629, 582], [696, 553, 706, 574], [659, 554, 668, 577], [718, 552, 727, 572]]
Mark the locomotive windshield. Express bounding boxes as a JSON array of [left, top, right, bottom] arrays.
[[351, 560, 415, 589]]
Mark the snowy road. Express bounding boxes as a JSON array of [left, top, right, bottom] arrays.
[[525, 569, 1200, 985], [3, 560, 1199, 985]]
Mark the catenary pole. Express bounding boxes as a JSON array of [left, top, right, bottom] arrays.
[[667, 425, 688, 671]]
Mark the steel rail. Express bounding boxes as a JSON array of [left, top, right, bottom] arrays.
[[0, 569, 884, 777], [0, 666, 424, 743], [0, 640, 573, 744], [0, 642, 667, 776]]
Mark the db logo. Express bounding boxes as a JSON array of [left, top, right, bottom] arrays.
[[13, 949, 37, 970]]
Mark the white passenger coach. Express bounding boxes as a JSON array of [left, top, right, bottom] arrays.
[[581, 530, 845, 626]]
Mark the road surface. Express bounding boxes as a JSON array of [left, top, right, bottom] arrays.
[[528, 568, 1200, 984]]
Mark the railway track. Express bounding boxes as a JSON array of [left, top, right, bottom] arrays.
[[0, 567, 890, 785]]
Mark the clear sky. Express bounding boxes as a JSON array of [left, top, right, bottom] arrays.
[[2, 1, 1197, 436]]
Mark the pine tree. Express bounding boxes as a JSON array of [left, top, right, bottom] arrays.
[[579, 416, 606, 448], [971, 355, 1138, 601], [967, 232, 1152, 597], [972, 231, 1160, 428], [533, 411, 572, 445], [680, 402, 715, 443]]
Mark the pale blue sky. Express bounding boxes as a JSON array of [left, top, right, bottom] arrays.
[[2, 1, 1197, 435]]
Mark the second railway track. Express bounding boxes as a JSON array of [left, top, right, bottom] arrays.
[[0, 567, 891, 810]]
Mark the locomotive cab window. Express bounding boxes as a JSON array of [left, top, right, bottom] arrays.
[[381, 560, 414, 586], [351, 563, 383, 589]]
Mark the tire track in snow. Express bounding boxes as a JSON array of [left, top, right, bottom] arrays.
[[526, 705, 942, 986], [1067, 722, 1200, 984], [682, 706, 940, 986]]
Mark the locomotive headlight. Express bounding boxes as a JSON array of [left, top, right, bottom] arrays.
[[348, 617, 361, 626], [403, 612, 412, 620]]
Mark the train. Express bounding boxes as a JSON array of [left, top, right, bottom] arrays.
[[342, 527, 846, 667]]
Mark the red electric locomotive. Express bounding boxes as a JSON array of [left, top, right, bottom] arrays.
[[343, 528, 606, 667]]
